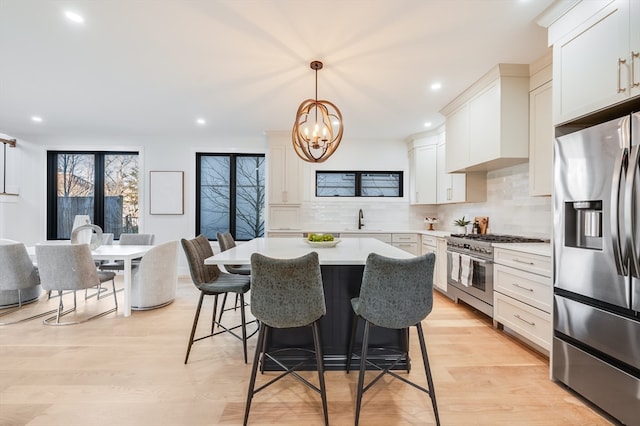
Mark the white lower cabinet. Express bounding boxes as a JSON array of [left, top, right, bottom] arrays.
[[493, 246, 552, 353], [391, 233, 419, 255], [422, 235, 448, 293]]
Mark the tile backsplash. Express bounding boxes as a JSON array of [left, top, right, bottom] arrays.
[[301, 162, 551, 239], [432, 163, 552, 239]]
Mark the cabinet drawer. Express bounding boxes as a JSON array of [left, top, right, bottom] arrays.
[[494, 292, 551, 351], [422, 234, 437, 246], [392, 233, 418, 243], [494, 264, 552, 313], [392, 242, 420, 256], [494, 248, 551, 277]]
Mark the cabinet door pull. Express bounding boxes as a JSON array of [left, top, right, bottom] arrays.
[[618, 58, 627, 93], [512, 282, 534, 292], [283, 191, 288, 203], [514, 314, 535, 326], [512, 258, 535, 266], [632, 51, 640, 88]]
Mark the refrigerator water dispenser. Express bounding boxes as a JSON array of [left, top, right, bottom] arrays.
[[565, 201, 603, 250]]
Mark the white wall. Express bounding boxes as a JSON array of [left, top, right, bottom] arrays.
[[0, 133, 552, 275]]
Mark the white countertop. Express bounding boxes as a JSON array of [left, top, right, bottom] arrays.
[[492, 242, 551, 257], [205, 237, 415, 265], [267, 228, 451, 237]]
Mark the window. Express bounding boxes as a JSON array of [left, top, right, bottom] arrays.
[[47, 151, 139, 240], [196, 153, 265, 241], [316, 171, 403, 197]]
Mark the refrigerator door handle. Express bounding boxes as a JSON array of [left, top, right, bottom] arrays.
[[611, 146, 628, 276], [624, 144, 639, 278]]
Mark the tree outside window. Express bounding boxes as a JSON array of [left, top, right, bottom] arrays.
[[197, 153, 265, 240], [47, 151, 139, 239]]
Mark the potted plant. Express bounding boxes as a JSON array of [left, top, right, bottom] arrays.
[[453, 216, 471, 234]]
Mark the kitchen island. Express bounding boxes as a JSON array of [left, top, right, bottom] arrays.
[[205, 237, 415, 370]]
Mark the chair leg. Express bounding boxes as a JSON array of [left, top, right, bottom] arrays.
[[402, 327, 411, 373], [260, 324, 268, 374], [185, 292, 205, 364], [244, 323, 268, 426], [211, 294, 219, 334], [355, 320, 370, 426], [416, 323, 440, 426], [240, 293, 248, 364], [312, 321, 329, 426], [111, 278, 118, 310], [217, 292, 228, 325], [346, 313, 359, 373]]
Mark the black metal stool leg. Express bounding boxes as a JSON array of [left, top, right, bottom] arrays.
[[217, 292, 229, 325], [312, 321, 329, 426], [211, 294, 219, 334], [240, 293, 248, 364], [416, 323, 440, 426], [355, 320, 370, 426], [185, 292, 205, 364], [346, 313, 359, 373], [244, 324, 267, 426]]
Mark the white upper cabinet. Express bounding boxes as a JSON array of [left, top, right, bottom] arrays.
[[408, 130, 486, 205], [529, 53, 553, 197], [409, 142, 437, 204], [266, 131, 303, 230], [436, 140, 486, 204], [441, 64, 530, 173], [267, 134, 302, 205], [548, 0, 640, 124]]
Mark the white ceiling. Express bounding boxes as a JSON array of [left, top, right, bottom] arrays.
[[0, 0, 555, 144]]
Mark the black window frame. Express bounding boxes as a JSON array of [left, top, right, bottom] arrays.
[[46, 150, 139, 240], [315, 170, 403, 197], [196, 152, 266, 241]]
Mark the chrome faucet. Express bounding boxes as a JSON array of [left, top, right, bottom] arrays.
[[358, 209, 364, 230]]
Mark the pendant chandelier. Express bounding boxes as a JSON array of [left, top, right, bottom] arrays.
[[292, 60, 343, 163]]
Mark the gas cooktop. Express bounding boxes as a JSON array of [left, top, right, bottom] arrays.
[[448, 234, 546, 243]]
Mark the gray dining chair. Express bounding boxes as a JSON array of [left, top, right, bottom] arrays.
[[244, 251, 328, 426], [35, 243, 118, 325], [346, 252, 440, 426], [216, 231, 250, 324], [130, 240, 178, 310], [0, 240, 56, 325], [181, 235, 257, 364], [98, 233, 155, 272]]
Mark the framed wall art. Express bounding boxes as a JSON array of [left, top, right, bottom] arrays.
[[149, 171, 184, 215]]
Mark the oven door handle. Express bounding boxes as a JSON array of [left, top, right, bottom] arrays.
[[447, 251, 492, 265]]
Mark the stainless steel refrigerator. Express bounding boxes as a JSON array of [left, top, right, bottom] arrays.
[[553, 112, 640, 425]]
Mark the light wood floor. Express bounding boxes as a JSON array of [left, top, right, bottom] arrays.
[[0, 276, 615, 426]]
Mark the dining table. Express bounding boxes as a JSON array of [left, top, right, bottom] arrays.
[[205, 237, 416, 370], [27, 243, 153, 317]]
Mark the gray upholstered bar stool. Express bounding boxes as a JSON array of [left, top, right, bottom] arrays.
[[244, 251, 328, 426], [216, 231, 250, 323], [181, 235, 257, 364], [346, 252, 440, 426]]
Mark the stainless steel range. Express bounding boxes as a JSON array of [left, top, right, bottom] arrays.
[[446, 234, 546, 317]]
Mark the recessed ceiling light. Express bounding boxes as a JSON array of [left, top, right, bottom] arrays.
[[424, 122, 432, 128], [430, 82, 442, 91], [31, 116, 43, 123], [196, 118, 206, 125], [65, 11, 84, 23]]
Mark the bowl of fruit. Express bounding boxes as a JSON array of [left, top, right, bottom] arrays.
[[305, 233, 341, 248]]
